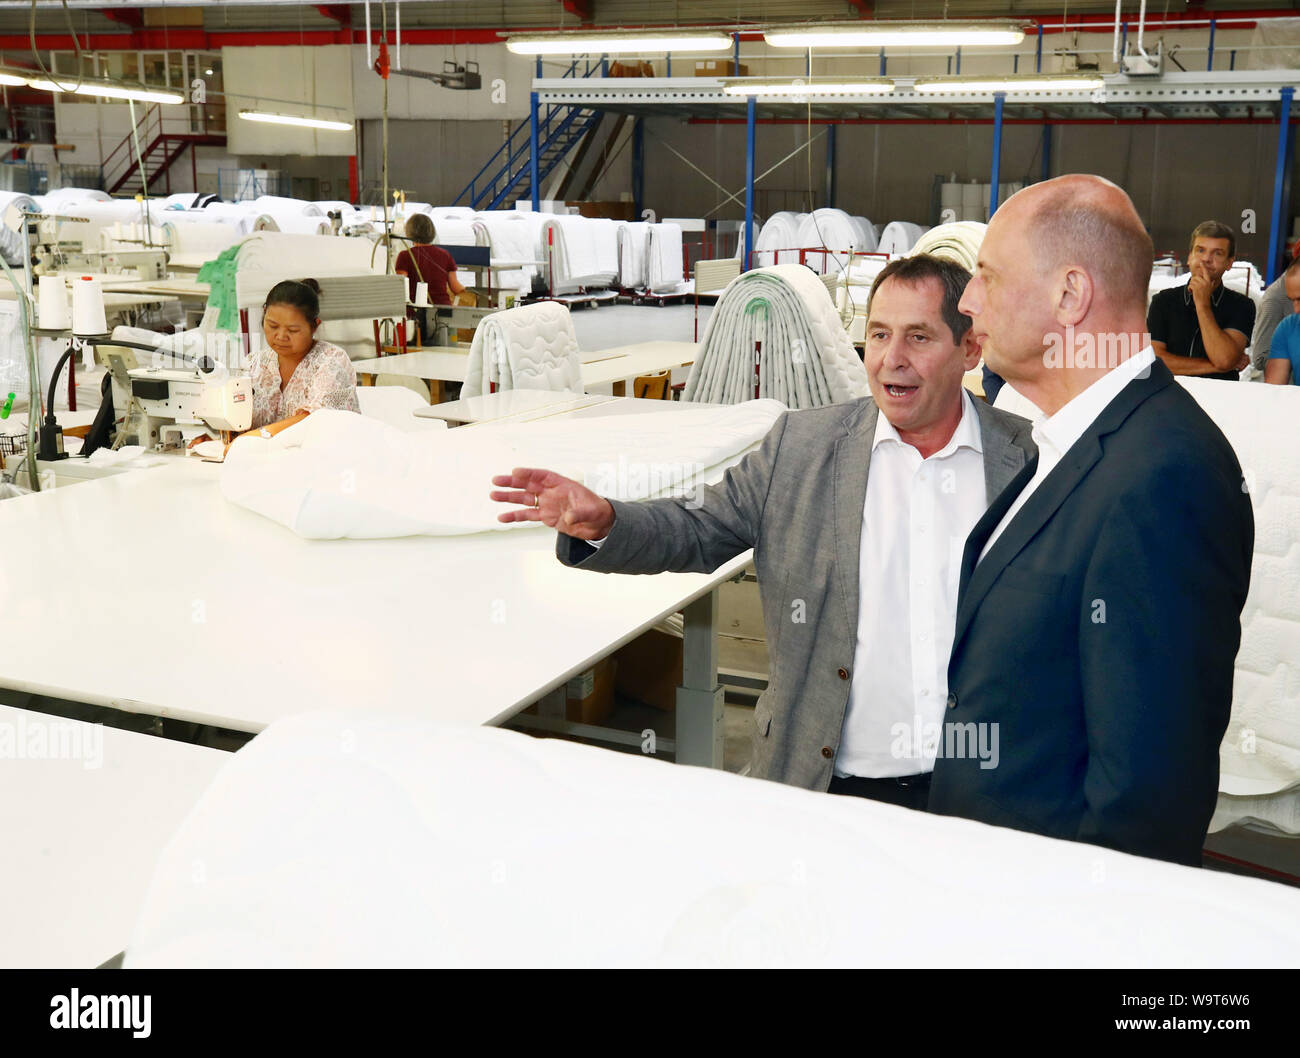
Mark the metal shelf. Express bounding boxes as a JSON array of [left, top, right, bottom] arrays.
[[535, 71, 1299, 122]]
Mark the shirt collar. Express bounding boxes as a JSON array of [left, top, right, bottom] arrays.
[[1183, 280, 1225, 308], [1034, 346, 1157, 457], [872, 388, 983, 458]]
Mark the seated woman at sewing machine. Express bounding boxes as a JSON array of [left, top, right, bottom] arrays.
[[191, 278, 359, 450]]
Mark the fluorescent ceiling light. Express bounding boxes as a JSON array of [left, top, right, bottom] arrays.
[[23, 75, 183, 104], [722, 79, 895, 97], [240, 110, 353, 132], [765, 22, 1026, 49], [0, 72, 27, 86], [506, 31, 732, 55], [913, 74, 1105, 94]]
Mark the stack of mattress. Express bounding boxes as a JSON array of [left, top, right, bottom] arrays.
[[645, 222, 686, 293], [908, 221, 987, 272], [474, 211, 543, 294], [616, 221, 651, 288], [684, 264, 869, 408], [219, 398, 786, 538], [1174, 378, 1300, 836], [461, 300, 582, 400]]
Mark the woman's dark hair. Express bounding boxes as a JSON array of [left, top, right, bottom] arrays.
[[405, 213, 436, 245], [263, 278, 321, 324]]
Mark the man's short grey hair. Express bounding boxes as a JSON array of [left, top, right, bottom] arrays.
[[867, 253, 973, 343]]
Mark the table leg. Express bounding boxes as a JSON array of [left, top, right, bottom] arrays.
[[612, 380, 626, 397], [675, 588, 724, 768], [359, 373, 375, 387], [429, 379, 444, 403]]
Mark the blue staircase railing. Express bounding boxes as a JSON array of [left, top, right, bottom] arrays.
[[453, 55, 606, 210]]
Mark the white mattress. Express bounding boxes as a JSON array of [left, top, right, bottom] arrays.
[[684, 264, 868, 408], [219, 399, 786, 539], [121, 713, 1300, 968], [1177, 378, 1300, 835], [646, 222, 685, 293]]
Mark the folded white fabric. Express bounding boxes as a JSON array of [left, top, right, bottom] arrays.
[[795, 209, 877, 274], [684, 264, 869, 408], [219, 399, 786, 538], [475, 211, 542, 294], [122, 712, 1300, 968], [461, 301, 582, 400]]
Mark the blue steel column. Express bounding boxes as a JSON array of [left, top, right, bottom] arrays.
[[1267, 86, 1295, 283], [1036, 25, 1043, 72], [529, 90, 540, 212], [825, 124, 837, 208], [744, 95, 756, 268], [733, 33, 741, 74], [1041, 123, 1052, 183], [1207, 20, 1216, 71], [990, 92, 1005, 217], [632, 117, 645, 219]]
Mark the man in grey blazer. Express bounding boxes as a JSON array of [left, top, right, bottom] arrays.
[[492, 255, 1035, 807]]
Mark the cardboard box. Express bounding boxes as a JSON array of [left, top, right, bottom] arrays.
[[566, 656, 617, 724], [609, 60, 655, 77], [694, 60, 748, 77], [613, 629, 683, 713]]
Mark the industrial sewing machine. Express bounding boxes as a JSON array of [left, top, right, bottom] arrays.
[[103, 349, 252, 452]]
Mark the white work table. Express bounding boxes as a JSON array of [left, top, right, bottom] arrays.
[[415, 389, 613, 426], [0, 704, 228, 968], [0, 459, 742, 766], [354, 341, 699, 402]]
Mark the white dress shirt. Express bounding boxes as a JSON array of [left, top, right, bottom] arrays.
[[836, 391, 988, 778], [978, 347, 1157, 562]]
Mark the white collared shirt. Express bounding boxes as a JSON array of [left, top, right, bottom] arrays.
[[836, 391, 989, 778], [978, 346, 1157, 562]]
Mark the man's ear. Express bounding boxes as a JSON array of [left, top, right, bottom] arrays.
[[1055, 266, 1093, 327], [959, 328, 982, 371]]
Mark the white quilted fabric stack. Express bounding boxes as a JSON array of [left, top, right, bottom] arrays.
[[646, 222, 685, 293], [616, 221, 651, 288], [753, 211, 805, 267], [877, 221, 928, 255], [683, 264, 869, 408], [795, 210, 877, 274], [461, 300, 582, 399]]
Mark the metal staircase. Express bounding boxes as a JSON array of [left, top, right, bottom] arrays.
[[102, 104, 227, 197], [452, 56, 606, 211]]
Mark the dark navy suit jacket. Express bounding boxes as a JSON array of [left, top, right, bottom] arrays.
[[928, 360, 1254, 866]]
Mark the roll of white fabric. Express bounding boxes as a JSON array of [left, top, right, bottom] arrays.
[[0, 191, 38, 231], [876, 221, 928, 256], [684, 263, 868, 408], [753, 211, 805, 268], [162, 221, 242, 269], [908, 221, 987, 272], [850, 216, 879, 253], [314, 200, 355, 214], [254, 196, 324, 218], [38, 186, 111, 208], [939, 182, 963, 220], [236, 231, 384, 276]]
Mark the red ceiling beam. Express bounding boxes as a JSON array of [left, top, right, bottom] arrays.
[[314, 5, 352, 27], [689, 115, 1299, 126], [101, 10, 144, 30]]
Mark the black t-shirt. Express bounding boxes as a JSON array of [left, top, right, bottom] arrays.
[[1147, 282, 1256, 381]]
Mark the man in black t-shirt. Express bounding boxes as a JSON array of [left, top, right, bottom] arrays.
[[1147, 220, 1256, 381]]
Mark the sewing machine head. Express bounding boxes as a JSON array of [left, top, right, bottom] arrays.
[[103, 349, 252, 449]]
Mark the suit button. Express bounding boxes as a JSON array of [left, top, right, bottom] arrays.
[[837, 668, 849, 680], [821, 747, 834, 759], [946, 692, 958, 710]]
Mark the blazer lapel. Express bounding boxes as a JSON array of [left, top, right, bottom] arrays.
[[832, 399, 878, 636], [973, 398, 1034, 503]]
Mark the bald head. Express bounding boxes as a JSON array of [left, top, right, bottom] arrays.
[[1005, 174, 1153, 314]]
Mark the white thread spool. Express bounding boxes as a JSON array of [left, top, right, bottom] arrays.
[[38, 275, 70, 330], [71, 275, 107, 336], [415, 282, 429, 307]]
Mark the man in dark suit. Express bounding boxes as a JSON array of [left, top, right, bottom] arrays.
[[940, 174, 1254, 866]]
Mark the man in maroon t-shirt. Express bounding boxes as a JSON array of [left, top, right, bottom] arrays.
[[395, 213, 466, 344]]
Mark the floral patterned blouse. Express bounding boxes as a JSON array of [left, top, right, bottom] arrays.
[[249, 339, 360, 429]]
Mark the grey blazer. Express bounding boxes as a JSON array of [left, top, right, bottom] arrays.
[[557, 396, 1037, 791]]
